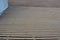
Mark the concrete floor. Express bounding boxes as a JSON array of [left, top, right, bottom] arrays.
[[0, 6, 60, 37]]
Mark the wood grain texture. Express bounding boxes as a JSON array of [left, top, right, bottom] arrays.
[[0, 6, 60, 37], [9, 0, 60, 7]]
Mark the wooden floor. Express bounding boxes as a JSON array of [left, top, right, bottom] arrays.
[[9, 0, 60, 7], [0, 6, 60, 38]]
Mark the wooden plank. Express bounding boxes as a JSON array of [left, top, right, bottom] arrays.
[[8, 0, 60, 7]]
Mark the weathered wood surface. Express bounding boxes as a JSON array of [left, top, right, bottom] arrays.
[[9, 0, 60, 7], [0, 6, 60, 37]]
